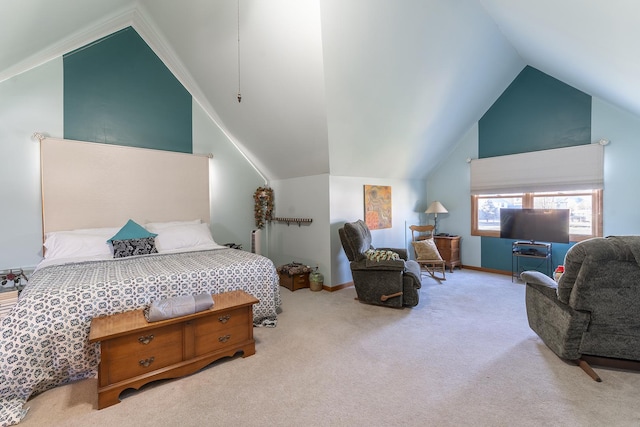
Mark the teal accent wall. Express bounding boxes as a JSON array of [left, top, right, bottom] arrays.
[[478, 66, 590, 273], [63, 27, 192, 153], [481, 238, 573, 275], [479, 66, 591, 159]]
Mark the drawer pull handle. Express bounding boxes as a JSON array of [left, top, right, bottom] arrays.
[[139, 357, 155, 368], [218, 334, 231, 343], [138, 335, 154, 345], [218, 315, 231, 324]]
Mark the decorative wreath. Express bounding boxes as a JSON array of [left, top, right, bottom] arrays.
[[253, 186, 274, 229]]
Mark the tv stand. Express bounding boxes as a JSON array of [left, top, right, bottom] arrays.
[[512, 241, 552, 281]]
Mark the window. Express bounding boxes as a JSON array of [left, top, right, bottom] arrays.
[[474, 194, 522, 233], [471, 189, 602, 241]]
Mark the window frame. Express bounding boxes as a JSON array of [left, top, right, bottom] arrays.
[[471, 189, 602, 242]]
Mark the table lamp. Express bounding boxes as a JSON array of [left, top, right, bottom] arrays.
[[425, 201, 448, 235]]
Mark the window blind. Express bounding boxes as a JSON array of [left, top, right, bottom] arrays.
[[470, 144, 604, 195]]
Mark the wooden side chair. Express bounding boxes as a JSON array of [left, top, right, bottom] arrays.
[[409, 225, 446, 282]]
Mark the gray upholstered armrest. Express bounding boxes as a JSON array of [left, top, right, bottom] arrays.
[[350, 259, 406, 271], [377, 247, 408, 260], [403, 260, 422, 285], [521, 270, 558, 300]]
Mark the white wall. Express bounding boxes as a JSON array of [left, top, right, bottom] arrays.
[[192, 101, 265, 250], [142, 0, 330, 181], [329, 176, 426, 287], [426, 123, 481, 268], [592, 97, 640, 236], [269, 174, 428, 288], [0, 58, 63, 270], [269, 174, 330, 281], [321, 0, 523, 180]]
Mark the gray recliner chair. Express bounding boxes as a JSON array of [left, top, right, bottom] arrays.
[[522, 236, 640, 381], [338, 220, 422, 308]]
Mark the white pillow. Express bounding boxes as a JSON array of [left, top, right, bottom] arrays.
[[44, 228, 118, 260], [153, 222, 218, 252], [44, 227, 120, 240], [145, 219, 201, 232]]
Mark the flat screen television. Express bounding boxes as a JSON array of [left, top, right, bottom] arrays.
[[499, 208, 570, 243]]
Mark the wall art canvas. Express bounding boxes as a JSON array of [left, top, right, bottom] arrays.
[[364, 185, 392, 230]]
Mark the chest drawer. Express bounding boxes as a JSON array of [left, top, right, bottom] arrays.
[[194, 323, 250, 356], [106, 346, 183, 384], [439, 247, 459, 260], [193, 309, 250, 355], [437, 246, 452, 258], [194, 307, 248, 333], [105, 323, 183, 360], [102, 323, 183, 384]]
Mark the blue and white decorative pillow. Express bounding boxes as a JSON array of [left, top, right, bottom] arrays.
[[108, 219, 157, 242], [111, 237, 158, 258], [365, 249, 400, 261], [108, 219, 158, 258]]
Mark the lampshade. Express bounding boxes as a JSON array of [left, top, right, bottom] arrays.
[[425, 201, 448, 215]]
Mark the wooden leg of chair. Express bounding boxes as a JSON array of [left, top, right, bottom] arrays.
[[422, 264, 443, 282], [577, 359, 602, 382], [429, 264, 446, 282]]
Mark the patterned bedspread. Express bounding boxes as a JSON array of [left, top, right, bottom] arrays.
[[0, 248, 280, 426]]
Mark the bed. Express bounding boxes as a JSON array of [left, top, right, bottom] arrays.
[[0, 138, 280, 426]]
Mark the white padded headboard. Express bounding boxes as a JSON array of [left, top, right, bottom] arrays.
[[41, 138, 210, 234]]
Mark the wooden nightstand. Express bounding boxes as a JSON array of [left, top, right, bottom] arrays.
[[0, 288, 19, 321], [434, 235, 461, 272]]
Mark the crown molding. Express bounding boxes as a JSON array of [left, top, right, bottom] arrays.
[[0, 7, 136, 83]]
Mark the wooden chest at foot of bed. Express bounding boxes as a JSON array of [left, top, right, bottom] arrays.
[[89, 290, 259, 409]]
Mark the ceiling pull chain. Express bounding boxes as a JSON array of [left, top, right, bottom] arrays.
[[237, 0, 242, 103]]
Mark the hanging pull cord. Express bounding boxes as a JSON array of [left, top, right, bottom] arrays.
[[237, 0, 242, 103]]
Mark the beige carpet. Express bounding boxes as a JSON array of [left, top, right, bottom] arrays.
[[16, 269, 640, 426]]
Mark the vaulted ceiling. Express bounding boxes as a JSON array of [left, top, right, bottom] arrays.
[[2, 1, 638, 181]]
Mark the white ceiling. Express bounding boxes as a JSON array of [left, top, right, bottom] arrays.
[[2, 0, 638, 181]]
